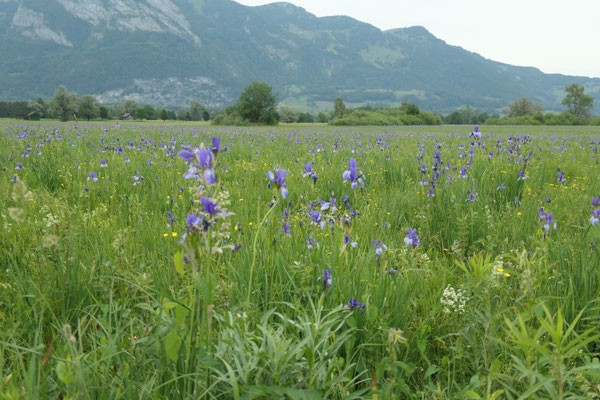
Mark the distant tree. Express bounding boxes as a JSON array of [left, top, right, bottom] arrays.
[[98, 106, 109, 120], [160, 109, 168, 121], [237, 81, 278, 124], [317, 112, 328, 123], [79, 95, 99, 121], [167, 110, 176, 120], [189, 100, 207, 121], [298, 112, 314, 123], [49, 85, 79, 122], [27, 101, 43, 119], [278, 106, 300, 123], [176, 107, 188, 121], [444, 111, 464, 124], [135, 107, 146, 120], [202, 110, 210, 121], [562, 83, 594, 120], [36, 98, 48, 117], [401, 102, 420, 115], [444, 105, 486, 125], [118, 99, 138, 118], [508, 97, 544, 117], [460, 105, 479, 124], [334, 97, 346, 118], [143, 105, 157, 120]]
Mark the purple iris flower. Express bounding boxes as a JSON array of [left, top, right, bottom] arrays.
[[343, 158, 364, 189], [310, 209, 325, 229], [538, 208, 556, 231], [346, 299, 365, 313], [267, 168, 288, 199], [200, 196, 221, 216], [517, 170, 528, 181], [180, 146, 215, 183], [203, 168, 216, 185], [593, 196, 600, 207], [15, 162, 22, 170], [302, 161, 318, 183], [557, 169, 566, 184], [467, 190, 478, 202], [196, 148, 214, 168], [470, 125, 482, 138], [87, 172, 98, 183], [167, 212, 175, 228], [302, 162, 313, 176], [320, 197, 337, 213], [281, 221, 291, 237], [100, 159, 107, 168], [591, 209, 600, 226], [404, 229, 420, 246], [180, 213, 203, 243], [185, 213, 203, 234], [178, 149, 195, 161], [132, 171, 143, 186], [318, 268, 332, 289], [459, 166, 468, 179], [372, 239, 388, 256], [344, 235, 358, 248], [497, 183, 505, 190], [11, 175, 17, 182], [211, 136, 226, 155]]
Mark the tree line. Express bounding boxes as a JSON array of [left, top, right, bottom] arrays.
[[0, 85, 216, 122], [329, 84, 597, 126], [0, 82, 597, 126]]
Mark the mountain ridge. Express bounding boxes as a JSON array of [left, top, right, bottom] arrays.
[[0, 0, 598, 113]]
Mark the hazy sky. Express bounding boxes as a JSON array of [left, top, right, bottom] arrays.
[[235, 0, 600, 78]]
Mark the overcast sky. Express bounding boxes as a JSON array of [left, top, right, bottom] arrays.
[[235, 0, 600, 78]]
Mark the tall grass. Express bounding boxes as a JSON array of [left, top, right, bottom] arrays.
[[1, 122, 600, 398]]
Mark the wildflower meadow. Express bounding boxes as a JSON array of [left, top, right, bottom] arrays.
[[1, 121, 600, 398]]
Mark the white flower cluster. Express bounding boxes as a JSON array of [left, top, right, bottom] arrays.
[[82, 204, 108, 222], [44, 212, 60, 228], [440, 285, 467, 314]]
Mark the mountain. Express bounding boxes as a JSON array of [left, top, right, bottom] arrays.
[[1, 0, 599, 113]]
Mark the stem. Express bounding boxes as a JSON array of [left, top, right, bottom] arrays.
[[582, 223, 593, 241], [246, 203, 277, 312]]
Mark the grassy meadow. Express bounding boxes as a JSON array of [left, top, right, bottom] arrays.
[[1, 121, 600, 398]]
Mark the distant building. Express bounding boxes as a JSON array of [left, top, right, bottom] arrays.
[[122, 113, 134, 120]]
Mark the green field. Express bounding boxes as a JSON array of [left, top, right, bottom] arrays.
[[1, 121, 600, 398]]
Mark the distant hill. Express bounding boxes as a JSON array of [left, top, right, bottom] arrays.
[[1, 0, 599, 113]]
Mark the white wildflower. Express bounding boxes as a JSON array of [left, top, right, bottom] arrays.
[[440, 285, 467, 315]]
